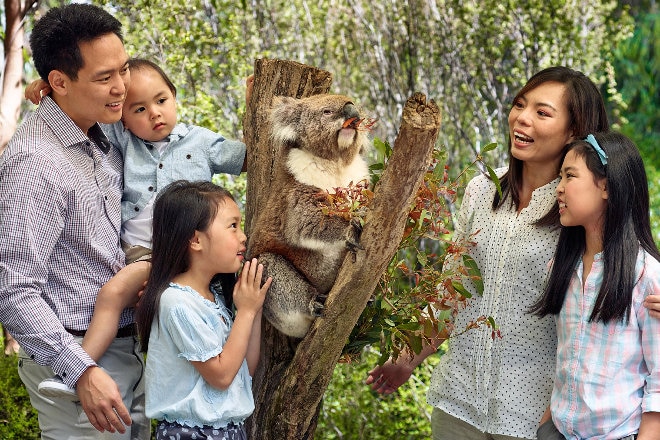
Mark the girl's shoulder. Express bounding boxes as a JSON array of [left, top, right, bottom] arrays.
[[639, 249, 660, 281], [159, 284, 205, 310]]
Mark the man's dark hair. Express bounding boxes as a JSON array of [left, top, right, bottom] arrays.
[[30, 4, 123, 81]]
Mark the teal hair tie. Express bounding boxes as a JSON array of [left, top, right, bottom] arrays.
[[585, 134, 608, 166]]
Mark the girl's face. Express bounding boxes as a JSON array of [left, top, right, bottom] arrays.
[[556, 149, 608, 231], [508, 81, 574, 169], [197, 198, 247, 274], [121, 67, 177, 142]]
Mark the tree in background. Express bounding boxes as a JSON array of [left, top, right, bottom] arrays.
[[93, 1, 630, 165], [0, 0, 37, 153], [608, 6, 659, 240]]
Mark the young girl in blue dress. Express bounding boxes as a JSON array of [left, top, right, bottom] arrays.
[[533, 132, 660, 440], [135, 180, 272, 440]]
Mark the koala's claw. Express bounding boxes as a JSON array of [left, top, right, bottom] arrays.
[[345, 217, 364, 253], [346, 239, 364, 253], [310, 300, 325, 317]]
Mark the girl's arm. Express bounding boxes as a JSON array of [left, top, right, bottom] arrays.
[[246, 309, 262, 375], [192, 259, 271, 390], [539, 406, 552, 425], [637, 412, 660, 440], [83, 261, 150, 360]]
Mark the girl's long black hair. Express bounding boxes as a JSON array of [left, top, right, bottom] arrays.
[[135, 180, 236, 352], [531, 132, 660, 323], [494, 66, 610, 227]]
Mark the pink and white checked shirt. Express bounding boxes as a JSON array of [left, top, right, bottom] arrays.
[[551, 249, 660, 439]]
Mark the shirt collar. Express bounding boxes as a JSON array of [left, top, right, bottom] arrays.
[[39, 96, 113, 155]]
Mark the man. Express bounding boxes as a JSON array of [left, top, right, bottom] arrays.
[[0, 4, 149, 439]]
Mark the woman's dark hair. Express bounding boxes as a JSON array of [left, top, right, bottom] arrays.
[[128, 58, 177, 97], [135, 180, 236, 351], [494, 66, 610, 226], [531, 132, 660, 323], [30, 4, 123, 81]]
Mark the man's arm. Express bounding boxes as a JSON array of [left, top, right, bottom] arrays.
[[0, 150, 95, 377]]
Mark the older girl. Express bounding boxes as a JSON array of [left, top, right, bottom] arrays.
[[534, 132, 660, 440]]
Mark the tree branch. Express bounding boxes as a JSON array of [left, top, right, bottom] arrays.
[[268, 92, 441, 438]]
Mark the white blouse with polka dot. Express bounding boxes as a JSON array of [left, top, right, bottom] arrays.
[[427, 168, 560, 439]]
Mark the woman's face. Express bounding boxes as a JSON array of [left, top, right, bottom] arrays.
[[508, 81, 574, 169]]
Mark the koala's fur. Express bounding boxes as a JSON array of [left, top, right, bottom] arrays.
[[248, 94, 371, 338]]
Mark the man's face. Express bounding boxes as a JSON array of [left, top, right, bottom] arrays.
[[55, 33, 130, 133]]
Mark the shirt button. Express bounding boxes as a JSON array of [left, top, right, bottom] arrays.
[[148, 186, 154, 192], [186, 154, 191, 159], [134, 207, 139, 212], [158, 163, 163, 169]]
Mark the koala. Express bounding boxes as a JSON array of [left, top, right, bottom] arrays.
[[248, 94, 371, 338]]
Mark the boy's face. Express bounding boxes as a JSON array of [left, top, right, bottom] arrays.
[[53, 33, 130, 133], [121, 68, 177, 142]]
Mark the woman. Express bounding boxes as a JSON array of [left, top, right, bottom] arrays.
[[367, 66, 609, 440]]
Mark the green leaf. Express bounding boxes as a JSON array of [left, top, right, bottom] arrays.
[[397, 322, 421, 331], [417, 250, 428, 267], [408, 335, 423, 354], [486, 165, 502, 199], [481, 142, 499, 153], [462, 254, 484, 295], [451, 281, 472, 298]]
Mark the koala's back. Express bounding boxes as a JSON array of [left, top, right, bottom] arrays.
[[249, 165, 347, 293]]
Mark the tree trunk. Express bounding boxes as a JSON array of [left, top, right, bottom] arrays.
[[1, 0, 36, 154], [243, 58, 441, 439]]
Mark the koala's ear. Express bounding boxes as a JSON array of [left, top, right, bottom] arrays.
[[271, 96, 298, 119], [271, 96, 297, 112], [270, 96, 301, 140]]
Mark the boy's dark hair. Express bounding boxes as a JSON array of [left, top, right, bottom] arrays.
[[135, 180, 236, 352], [531, 132, 660, 323], [30, 4, 123, 81], [493, 66, 610, 226], [128, 58, 177, 97]]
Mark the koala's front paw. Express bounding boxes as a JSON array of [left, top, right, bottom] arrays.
[[345, 218, 364, 252], [310, 298, 325, 317]]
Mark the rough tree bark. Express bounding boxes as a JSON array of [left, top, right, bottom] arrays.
[[243, 58, 441, 439], [1, 0, 37, 153]]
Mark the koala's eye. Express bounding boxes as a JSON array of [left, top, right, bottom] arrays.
[[322, 108, 334, 115]]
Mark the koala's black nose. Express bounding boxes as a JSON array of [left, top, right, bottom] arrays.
[[342, 102, 359, 119]]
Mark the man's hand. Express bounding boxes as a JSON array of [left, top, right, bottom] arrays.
[[76, 366, 132, 433]]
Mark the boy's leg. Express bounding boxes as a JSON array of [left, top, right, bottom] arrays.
[[121, 242, 151, 265]]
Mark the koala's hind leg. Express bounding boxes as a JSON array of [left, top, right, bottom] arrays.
[[258, 252, 325, 338]]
